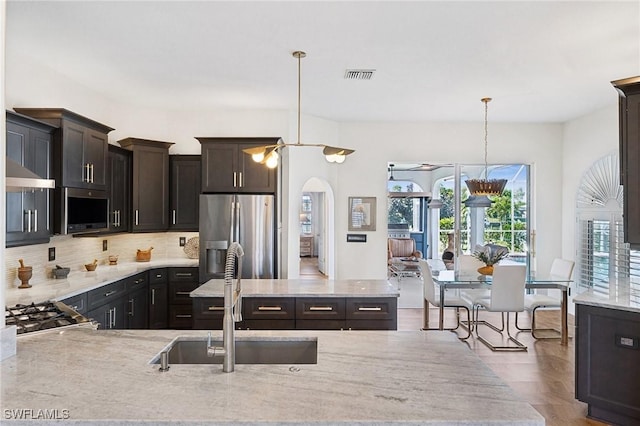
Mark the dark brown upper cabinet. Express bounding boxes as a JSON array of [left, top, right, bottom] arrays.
[[5, 111, 56, 247], [612, 76, 640, 248], [14, 108, 114, 191], [169, 155, 201, 231], [118, 138, 174, 232], [197, 137, 280, 194], [107, 145, 132, 233]]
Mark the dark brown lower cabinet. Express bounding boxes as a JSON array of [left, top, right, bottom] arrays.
[[168, 267, 199, 329], [576, 304, 640, 425], [148, 269, 168, 329], [192, 296, 397, 331]]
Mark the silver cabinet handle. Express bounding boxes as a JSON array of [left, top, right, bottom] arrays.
[[172, 209, 176, 225], [104, 290, 117, 297], [25, 210, 32, 233], [112, 307, 117, 328], [258, 306, 283, 311], [233, 172, 237, 188], [90, 163, 94, 183], [135, 210, 139, 225], [129, 299, 135, 316], [175, 273, 193, 277], [175, 314, 192, 318], [176, 291, 192, 295], [84, 163, 88, 182], [118, 210, 121, 227], [33, 209, 38, 233], [358, 307, 383, 311], [151, 288, 155, 305], [239, 172, 243, 188], [208, 306, 224, 311], [309, 306, 333, 311]]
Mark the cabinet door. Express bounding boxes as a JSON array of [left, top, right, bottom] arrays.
[[6, 121, 52, 247], [87, 298, 126, 330], [85, 128, 108, 189], [149, 282, 168, 329], [107, 146, 131, 232], [126, 286, 149, 329], [61, 121, 87, 188], [622, 93, 640, 247], [201, 143, 238, 192], [169, 155, 200, 230], [132, 145, 169, 231], [238, 143, 276, 193]]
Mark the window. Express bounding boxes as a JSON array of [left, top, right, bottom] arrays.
[[301, 194, 312, 235], [387, 180, 425, 232]]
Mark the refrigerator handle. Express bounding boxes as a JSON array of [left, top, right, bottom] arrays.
[[230, 200, 236, 243], [234, 200, 240, 242]]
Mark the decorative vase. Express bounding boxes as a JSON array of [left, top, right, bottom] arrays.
[[478, 265, 494, 276]]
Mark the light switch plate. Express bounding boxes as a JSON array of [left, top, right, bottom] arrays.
[[179, 237, 186, 247], [102, 240, 108, 251], [48, 247, 56, 261]]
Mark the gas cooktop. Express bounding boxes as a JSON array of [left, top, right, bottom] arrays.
[[5, 301, 95, 336]]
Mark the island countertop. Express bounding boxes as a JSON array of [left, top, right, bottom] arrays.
[[191, 278, 400, 298], [0, 328, 544, 425], [573, 279, 640, 314]]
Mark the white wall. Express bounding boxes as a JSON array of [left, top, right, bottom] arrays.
[[561, 104, 619, 263], [336, 121, 565, 279], [5, 38, 617, 284]]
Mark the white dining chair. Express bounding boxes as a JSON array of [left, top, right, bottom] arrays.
[[472, 264, 527, 351], [419, 259, 472, 340], [458, 254, 491, 304], [515, 258, 574, 339]]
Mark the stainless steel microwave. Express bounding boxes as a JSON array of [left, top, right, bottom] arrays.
[[63, 187, 109, 234]]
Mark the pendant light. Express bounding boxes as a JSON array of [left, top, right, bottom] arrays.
[[243, 51, 355, 168], [465, 98, 507, 196]]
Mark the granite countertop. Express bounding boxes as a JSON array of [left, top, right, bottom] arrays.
[[0, 328, 544, 425], [573, 279, 640, 314], [192, 278, 400, 298], [5, 259, 198, 307]]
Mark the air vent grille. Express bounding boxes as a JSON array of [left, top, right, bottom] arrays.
[[344, 69, 376, 80]]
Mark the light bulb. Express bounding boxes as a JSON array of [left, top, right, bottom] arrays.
[[266, 151, 279, 168], [325, 154, 337, 163], [252, 152, 265, 163], [334, 154, 345, 164]]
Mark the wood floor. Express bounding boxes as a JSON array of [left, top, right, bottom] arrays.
[[399, 307, 610, 426], [299, 256, 327, 279]]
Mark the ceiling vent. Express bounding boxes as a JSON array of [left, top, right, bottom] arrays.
[[344, 69, 375, 80]]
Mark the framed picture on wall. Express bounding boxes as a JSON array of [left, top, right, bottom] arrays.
[[348, 196, 376, 231]]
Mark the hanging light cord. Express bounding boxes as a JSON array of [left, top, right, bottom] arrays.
[[295, 51, 305, 145], [482, 97, 491, 179]]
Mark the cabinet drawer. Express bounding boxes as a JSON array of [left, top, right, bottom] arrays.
[[169, 305, 193, 329], [149, 268, 167, 284], [296, 319, 346, 330], [87, 280, 127, 311], [296, 298, 345, 320], [243, 297, 295, 320], [125, 272, 147, 292], [242, 319, 295, 330], [169, 267, 198, 282], [346, 298, 397, 321], [193, 297, 225, 320], [60, 293, 88, 315], [169, 281, 199, 305]]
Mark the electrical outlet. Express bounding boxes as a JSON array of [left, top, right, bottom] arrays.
[[48, 247, 56, 261], [103, 240, 108, 251], [179, 237, 186, 247]]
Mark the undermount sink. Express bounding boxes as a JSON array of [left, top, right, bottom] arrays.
[[151, 336, 318, 365]]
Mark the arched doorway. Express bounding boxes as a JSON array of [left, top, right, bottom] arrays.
[[299, 177, 335, 279]]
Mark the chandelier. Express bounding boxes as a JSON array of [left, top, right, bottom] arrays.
[[243, 51, 355, 168], [465, 97, 507, 196]]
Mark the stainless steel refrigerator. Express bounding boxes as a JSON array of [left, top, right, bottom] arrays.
[[199, 194, 276, 282]]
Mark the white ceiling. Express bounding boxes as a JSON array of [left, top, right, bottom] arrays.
[[5, 1, 640, 123]]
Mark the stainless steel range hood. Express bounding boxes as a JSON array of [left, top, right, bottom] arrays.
[[5, 158, 55, 192]]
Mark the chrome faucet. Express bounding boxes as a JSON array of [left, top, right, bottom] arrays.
[[206, 242, 243, 372]]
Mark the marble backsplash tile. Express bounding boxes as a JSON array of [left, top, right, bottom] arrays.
[[5, 232, 198, 290]]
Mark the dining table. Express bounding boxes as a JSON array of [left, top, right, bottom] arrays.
[[432, 270, 573, 345]]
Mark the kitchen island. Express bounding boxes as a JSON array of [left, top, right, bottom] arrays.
[[574, 281, 640, 425], [0, 327, 544, 425], [192, 278, 399, 330]]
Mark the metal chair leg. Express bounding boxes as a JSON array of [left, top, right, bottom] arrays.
[[474, 308, 527, 352], [530, 307, 562, 339]]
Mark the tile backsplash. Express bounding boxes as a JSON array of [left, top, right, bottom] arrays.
[[5, 232, 198, 290]]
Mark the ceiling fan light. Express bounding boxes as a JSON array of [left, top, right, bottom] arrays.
[[252, 151, 265, 163], [334, 154, 346, 164]]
